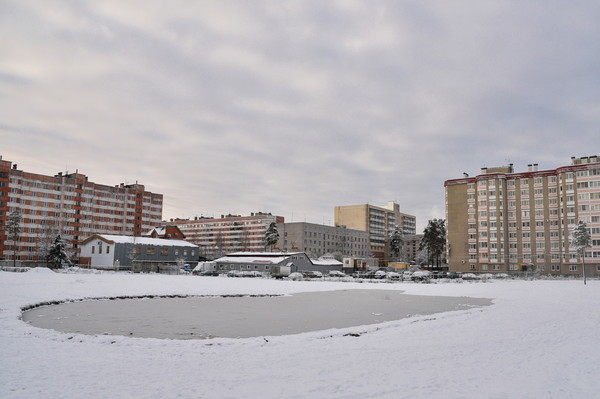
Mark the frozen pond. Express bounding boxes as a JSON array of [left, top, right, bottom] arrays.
[[22, 289, 492, 339]]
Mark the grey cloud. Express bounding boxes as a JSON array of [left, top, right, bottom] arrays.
[[2, 0, 600, 231]]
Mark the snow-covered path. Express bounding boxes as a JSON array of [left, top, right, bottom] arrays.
[[1, 270, 599, 399]]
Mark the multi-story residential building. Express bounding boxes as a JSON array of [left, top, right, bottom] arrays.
[[0, 157, 163, 263], [334, 201, 416, 264], [165, 212, 284, 259], [403, 234, 423, 263], [445, 156, 600, 276], [275, 222, 370, 259]]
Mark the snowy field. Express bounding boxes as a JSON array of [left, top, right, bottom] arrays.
[[1, 270, 599, 399]]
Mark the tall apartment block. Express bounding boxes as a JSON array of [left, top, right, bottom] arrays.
[[404, 234, 424, 263], [445, 156, 600, 276], [276, 222, 370, 259], [334, 201, 416, 263], [0, 157, 163, 263], [165, 212, 284, 259]]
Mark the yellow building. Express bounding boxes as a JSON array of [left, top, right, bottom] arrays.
[[445, 156, 600, 276], [334, 201, 416, 265]]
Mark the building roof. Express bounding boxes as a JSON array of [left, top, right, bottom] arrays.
[[81, 234, 198, 248], [312, 257, 343, 266], [144, 227, 167, 236], [214, 251, 305, 265], [214, 255, 290, 264]]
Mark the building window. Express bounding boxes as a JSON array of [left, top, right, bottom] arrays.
[[147, 247, 156, 255], [569, 265, 577, 272], [160, 248, 169, 256], [91, 246, 95, 254], [106, 246, 110, 254]]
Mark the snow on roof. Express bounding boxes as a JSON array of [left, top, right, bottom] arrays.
[[312, 258, 343, 266], [226, 251, 304, 257], [94, 235, 198, 248], [214, 255, 291, 264], [144, 227, 166, 236]]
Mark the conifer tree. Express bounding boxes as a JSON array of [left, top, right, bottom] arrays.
[[264, 222, 280, 251], [5, 209, 22, 268], [46, 235, 72, 269], [572, 221, 591, 285], [388, 224, 404, 261]]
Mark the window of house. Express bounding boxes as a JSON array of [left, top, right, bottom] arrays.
[[91, 246, 95, 254], [160, 248, 169, 256], [147, 247, 156, 255]]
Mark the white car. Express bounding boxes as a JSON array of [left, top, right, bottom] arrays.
[[386, 272, 401, 280]]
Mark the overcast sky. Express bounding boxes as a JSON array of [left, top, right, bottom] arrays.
[[2, 1, 599, 232]]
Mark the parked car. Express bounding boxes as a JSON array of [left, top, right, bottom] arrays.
[[301, 270, 323, 278], [461, 273, 479, 280], [227, 270, 240, 277], [239, 270, 262, 278], [411, 271, 431, 281], [446, 272, 462, 279], [328, 270, 346, 277], [288, 272, 303, 281], [373, 270, 387, 279], [386, 272, 402, 280], [361, 270, 378, 279]]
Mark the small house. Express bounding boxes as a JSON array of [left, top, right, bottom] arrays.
[[79, 234, 199, 272]]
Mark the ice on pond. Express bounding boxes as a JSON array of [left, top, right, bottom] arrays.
[[22, 289, 491, 339]]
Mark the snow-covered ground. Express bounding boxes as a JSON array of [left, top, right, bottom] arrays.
[[1, 270, 599, 399]]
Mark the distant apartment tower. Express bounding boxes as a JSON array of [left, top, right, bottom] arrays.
[[403, 234, 423, 263], [165, 212, 284, 259], [334, 201, 416, 263], [276, 222, 370, 259], [445, 156, 600, 276], [0, 157, 163, 263]]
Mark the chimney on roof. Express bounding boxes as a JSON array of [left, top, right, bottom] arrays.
[[533, 163, 538, 172], [481, 167, 488, 174]]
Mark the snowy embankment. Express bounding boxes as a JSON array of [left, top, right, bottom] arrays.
[[1, 270, 599, 399]]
